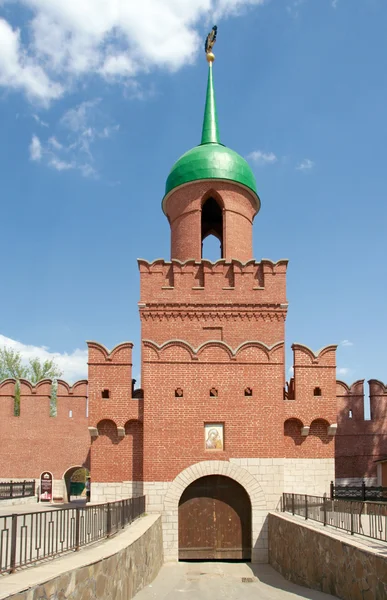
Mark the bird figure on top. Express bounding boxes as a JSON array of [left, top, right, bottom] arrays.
[[205, 25, 217, 56]]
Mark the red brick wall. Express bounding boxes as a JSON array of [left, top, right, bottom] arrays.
[[140, 225, 337, 482], [87, 342, 143, 482], [336, 380, 387, 480], [139, 259, 288, 349], [283, 345, 337, 459], [163, 181, 258, 262], [142, 342, 285, 481], [0, 379, 89, 480]]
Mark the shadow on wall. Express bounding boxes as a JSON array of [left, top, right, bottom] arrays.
[[336, 379, 387, 482], [92, 411, 144, 496]]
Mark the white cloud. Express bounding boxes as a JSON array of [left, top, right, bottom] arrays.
[[287, 0, 306, 18], [337, 367, 352, 376], [48, 136, 62, 150], [0, 1, 268, 104], [332, 0, 338, 8], [340, 340, 354, 347], [29, 134, 42, 161], [0, 18, 63, 104], [247, 150, 278, 166], [30, 98, 117, 177], [0, 334, 87, 382], [100, 55, 137, 78], [296, 158, 315, 171], [49, 157, 74, 171], [32, 114, 49, 127]]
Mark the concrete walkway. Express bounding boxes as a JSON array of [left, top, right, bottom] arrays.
[[0, 499, 87, 516], [134, 562, 337, 599]]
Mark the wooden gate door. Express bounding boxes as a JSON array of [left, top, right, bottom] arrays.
[[178, 475, 251, 560]]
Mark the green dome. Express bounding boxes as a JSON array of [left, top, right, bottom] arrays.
[[163, 61, 260, 211], [165, 142, 258, 199]]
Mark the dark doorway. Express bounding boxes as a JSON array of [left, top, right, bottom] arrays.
[[178, 475, 252, 561], [201, 197, 223, 258]]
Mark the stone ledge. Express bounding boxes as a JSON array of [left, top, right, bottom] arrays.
[[0, 514, 162, 600]]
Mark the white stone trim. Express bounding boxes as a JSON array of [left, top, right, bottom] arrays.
[[327, 423, 337, 436], [301, 426, 310, 436], [88, 426, 98, 438], [91, 482, 143, 503], [283, 458, 334, 496], [377, 463, 382, 486]]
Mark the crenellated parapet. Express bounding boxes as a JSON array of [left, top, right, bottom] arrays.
[[56, 379, 88, 397], [87, 341, 133, 365], [292, 344, 337, 367], [336, 379, 365, 424], [285, 344, 338, 425], [336, 379, 387, 481], [336, 379, 364, 397], [138, 258, 288, 306], [369, 379, 387, 421], [87, 341, 140, 430], [19, 378, 52, 396], [0, 377, 88, 418], [336, 379, 387, 425]]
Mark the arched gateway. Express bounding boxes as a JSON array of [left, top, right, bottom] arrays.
[[178, 475, 251, 560], [162, 460, 266, 562]]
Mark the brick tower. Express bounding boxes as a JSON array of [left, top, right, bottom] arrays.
[[89, 43, 338, 564], [139, 53, 290, 563]]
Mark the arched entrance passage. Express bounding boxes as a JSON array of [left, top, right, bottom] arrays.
[[178, 475, 252, 561], [63, 466, 89, 502]]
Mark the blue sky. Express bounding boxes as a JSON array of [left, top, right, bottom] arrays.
[[0, 0, 386, 394]]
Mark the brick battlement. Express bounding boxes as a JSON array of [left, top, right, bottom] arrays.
[[139, 259, 288, 348], [337, 379, 387, 423], [138, 258, 288, 305], [0, 377, 89, 479], [336, 379, 387, 481], [0, 378, 88, 416]]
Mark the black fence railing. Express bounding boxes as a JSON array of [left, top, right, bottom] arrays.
[[331, 481, 387, 502], [0, 481, 36, 501], [0, 496, 145, 574], [283, 493, 387, 543]]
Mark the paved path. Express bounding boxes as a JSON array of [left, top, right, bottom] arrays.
[[0, 499, 88, 516], [134, 562, 337, 599]]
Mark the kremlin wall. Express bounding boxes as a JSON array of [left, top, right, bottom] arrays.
[[0, 347, 386, 494]]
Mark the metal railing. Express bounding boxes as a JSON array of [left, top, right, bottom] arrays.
[[331, 481, 387, 502], [0, 496, 145, 574], [283, 493, 387, 542], [0, 481, 36, 501]]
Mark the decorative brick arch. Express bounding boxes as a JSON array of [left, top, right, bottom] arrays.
[[164, 460, 266, 511]]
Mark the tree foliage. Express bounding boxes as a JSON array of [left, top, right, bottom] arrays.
[[0, 347, 63, 416], [0, 348, 62, 384]]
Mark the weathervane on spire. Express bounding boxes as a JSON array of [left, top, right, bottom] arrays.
[[204, 25, 217, 63]]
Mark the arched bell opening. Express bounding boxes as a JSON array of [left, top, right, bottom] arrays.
[[201, 197, 223, 259], [178, 474, 252, 561]]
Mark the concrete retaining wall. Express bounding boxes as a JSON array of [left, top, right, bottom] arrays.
[[0, 514, 163, 600], [268, 512, 387, 600]]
